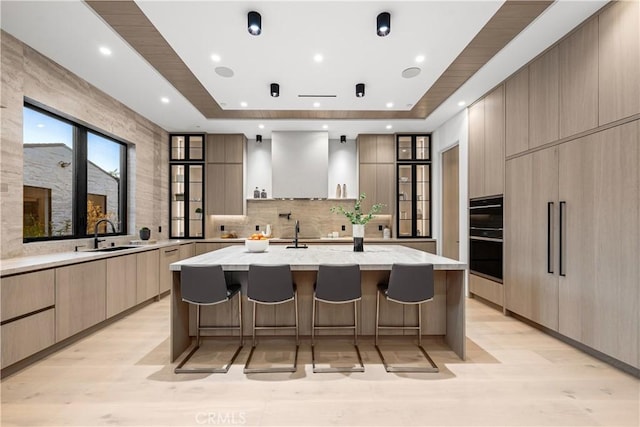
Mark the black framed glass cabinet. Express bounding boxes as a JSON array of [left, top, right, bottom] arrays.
[[169, 134, 205, 238], [396, 134, 431, 238]]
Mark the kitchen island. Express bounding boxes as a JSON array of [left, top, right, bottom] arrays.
[[169, 244, 467, 362]]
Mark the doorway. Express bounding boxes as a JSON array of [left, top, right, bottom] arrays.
[[442, 145, 459, 260]]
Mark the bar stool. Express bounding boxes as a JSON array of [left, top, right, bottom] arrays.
[[375, 263, 438, 373], [312, 264, 364, 373], [244, 264, 299, 374], [174, 265, 243, 374]]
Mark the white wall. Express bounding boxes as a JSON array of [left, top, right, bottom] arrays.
[[431, 109, 469, 270], [246, 137, 272, 199], [328, 138, 357, 199]]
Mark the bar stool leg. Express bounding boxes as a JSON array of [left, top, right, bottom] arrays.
[[251, 301, 257, 347], [353, 301, 358, 346], [375, 289, 381, 346], [238, 291, 243, 346], [294, 290, 299, 346], [311, 296, 317, 347]]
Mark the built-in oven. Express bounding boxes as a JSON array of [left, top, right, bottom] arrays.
[[469, 196, 503, 282]]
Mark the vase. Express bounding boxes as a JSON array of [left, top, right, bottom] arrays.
[[139, 228, 150, 241], [335, 184, 341, 199], [352, 223, 365, 252]]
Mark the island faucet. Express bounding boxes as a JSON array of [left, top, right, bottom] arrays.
[[293, 219, 300, 247], [94, 218, 116, 249]]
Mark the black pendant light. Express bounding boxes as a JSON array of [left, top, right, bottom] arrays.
[[248, 11, 261, 36], [377, 12, 390, 37], [356, 83, 365, 98], [270, 83, 280, 97]]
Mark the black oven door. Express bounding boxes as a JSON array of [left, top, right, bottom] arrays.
[[469, 237, 503, 282]]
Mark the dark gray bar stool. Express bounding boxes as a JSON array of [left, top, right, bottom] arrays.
[[174, 265, 243, 374], [244, 264, 299, 374], [375, 263, 439, 373], [312, 264, 364, 373]]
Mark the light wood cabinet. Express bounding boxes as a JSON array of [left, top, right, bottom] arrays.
[[179, 243, 195, 260], [136, 250, 159, 303], [559, 17, 598, 139], [206, 163, 243, 215], [55, 260, 107, 342], [505, 67, 529, 157], [159, 245, 180, 294], [1, 309, 55, 369], [529, 46, 559, 149], [506, 121, 639, 369], [1, 269, 54, 322], [468, 86, 504, 198], [505, 147, 559, 330], [106, 254, 137, 318], [358, 163, 394, 215], [558, 122, 639, 368], [357, 134, 394, 164], [468, 100, 484, 199], [598, 0, 640, 125], [469, 274, 503, 307], [206, 134, 244, 163]]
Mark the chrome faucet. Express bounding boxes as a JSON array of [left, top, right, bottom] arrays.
[[294, 220, 300, 246], [94, 219, 116, 249]]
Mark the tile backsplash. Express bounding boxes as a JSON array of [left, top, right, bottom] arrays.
[[209, 199, 392, 239]]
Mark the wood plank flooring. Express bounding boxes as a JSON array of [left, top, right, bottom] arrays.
[[1, 296, 638, 426]]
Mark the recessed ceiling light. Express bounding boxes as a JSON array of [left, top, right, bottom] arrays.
[[322, 124, 328, 129], [458, 101, 466, 107], [386, 102, 394, 108], [215, 66, 234, 78], [161, 97, 170, 104], [415, 55, 425, 63], [99, 46, 112, 56], [402, 67, 421, 79], [386, 124, 393, 130], [258, 124, 265, 129], [211, 54, 221, 62], [36, 123, 45, 128], [248, 11, 261, 36], [313, 102, 321, 108], [314, 53, 323, 63], [240, 101, 248, 107]]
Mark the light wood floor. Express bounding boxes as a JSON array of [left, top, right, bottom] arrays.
[[1, 296, 638, 426]]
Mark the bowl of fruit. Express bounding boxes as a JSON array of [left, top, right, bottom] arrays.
[[245, 233, 269, 252]]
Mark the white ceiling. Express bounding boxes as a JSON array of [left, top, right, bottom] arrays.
[[1, 1, 608, 139]]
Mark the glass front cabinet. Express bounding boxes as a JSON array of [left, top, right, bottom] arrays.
[[169, 134, 205, 238], [396, 135, 431, 238]]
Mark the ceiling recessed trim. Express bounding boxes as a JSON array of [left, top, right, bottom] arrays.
[[85, 0, 552, 121]]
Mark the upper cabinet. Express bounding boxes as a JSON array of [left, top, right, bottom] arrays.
[[559, 17, 598, 139], [170, 134, 204, 161], [206, 134, 245, 216], [505, 67, 529, 157], [358, 134, 395, 214], [529, 46, 559, 149], [598, 0, 640, 125], [358, 134, 395, 164], [468, 85, 504, 199]]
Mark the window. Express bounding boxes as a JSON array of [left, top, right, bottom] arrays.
[[23, 103, 127, 241]]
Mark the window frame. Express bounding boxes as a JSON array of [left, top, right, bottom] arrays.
[[23, 100, 128, 243]]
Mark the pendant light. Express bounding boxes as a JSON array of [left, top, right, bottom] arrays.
[[248, 11, 261, 36], [377, 12, 390, 37]]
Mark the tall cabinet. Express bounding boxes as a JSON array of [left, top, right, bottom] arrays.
[[357, 134, 395, 215], [206, 134, 245, 216], [396, 134, 431, 238], [169, 134, 205, 238]]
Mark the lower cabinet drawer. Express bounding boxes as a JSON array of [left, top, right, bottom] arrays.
[[1, 309, 55, 369]]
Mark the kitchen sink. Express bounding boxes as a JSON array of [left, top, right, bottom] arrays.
[[91, 245, 139, 252]]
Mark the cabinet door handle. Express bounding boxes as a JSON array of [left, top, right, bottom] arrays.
[[164, 248, 179, 254], [559, 201, 566, 277], [547, 202, 554, 274]]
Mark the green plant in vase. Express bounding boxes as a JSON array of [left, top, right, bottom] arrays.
[[330, 193, 383, 251]]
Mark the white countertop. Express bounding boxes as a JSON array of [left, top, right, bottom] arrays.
[[170, 244, 466, 271]]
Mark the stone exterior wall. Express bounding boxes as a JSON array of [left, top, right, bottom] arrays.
[[1, 31, 168, 258]]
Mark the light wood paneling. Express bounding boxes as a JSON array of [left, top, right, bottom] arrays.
[[529, 46, 559, 149], [159, 245, 180, 294], [206, 163, 226, 215], [505, 67, 529, 157], [106, 254, 137, 318], [468, 99, 485, 199], [442, 145, 459, 260], [136, 250, 159, 303], [358, 163, 377, 213], [376, 164, 395, 215], [558, 122, 639, 368], [398, 241, 436, 254], [224, 164, 244, 215], [1, 309, 55, 369], [357, 135, 377, 163], [376, 135, 396, 163], [206, 134, 225, 163], [1, 269, 54, 322], [469, 273, 503, 307], [179, 243, 195, 260], [598, 0, 640, 125], [224, 134, 244, 163], [55, 260, 107, 342], [484, 85, 505, 196], [559, 17, 599, 139]]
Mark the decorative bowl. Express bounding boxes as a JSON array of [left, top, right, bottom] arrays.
[[245, 238, 269, 252]]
